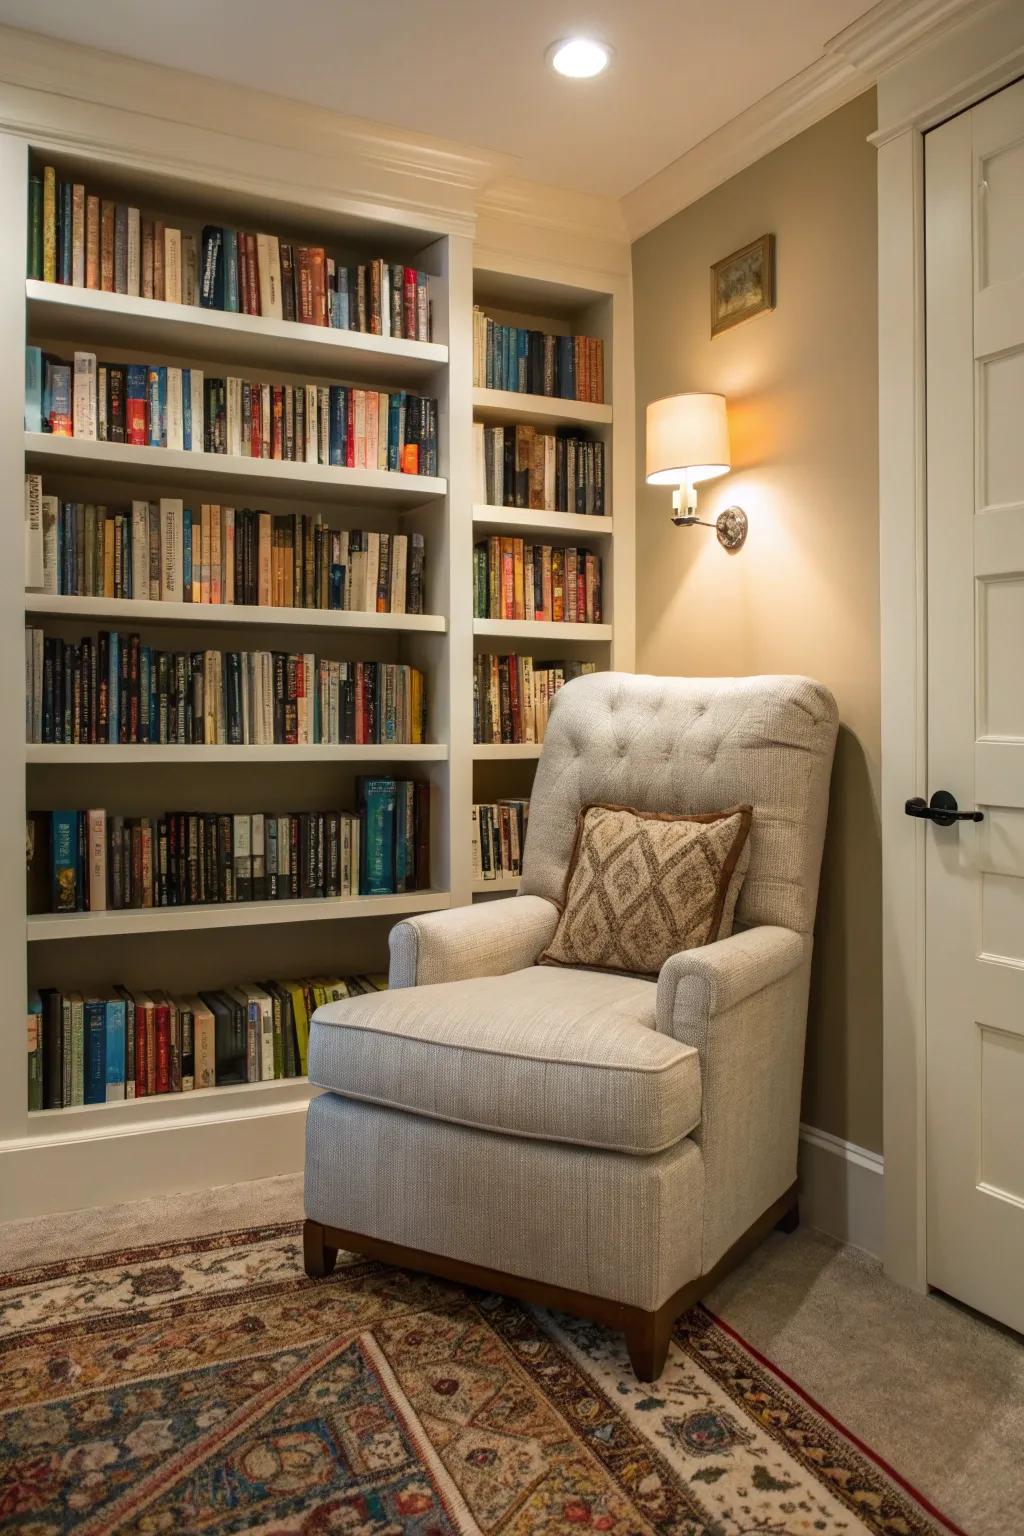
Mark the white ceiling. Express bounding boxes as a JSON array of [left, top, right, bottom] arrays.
[[0, 0, 879, 199]]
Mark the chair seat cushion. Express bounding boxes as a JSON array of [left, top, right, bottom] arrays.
[[308, 966, 701, 1156]]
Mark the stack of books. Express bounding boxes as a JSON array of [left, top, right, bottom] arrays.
[[472, 800, 529, 882], [25, 478, 426, 614], [26, 629, 427, 747], [473, 656, 597, 744], [26, 165, 433, 341], [27, 974, 386, 1110], [25, 348, 439, 475], [473, 538, 601, 623], [473, 308, 604, 402], [473, 422, 606, 515]]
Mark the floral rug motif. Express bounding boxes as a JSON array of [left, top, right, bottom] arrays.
[[0, 1222, 964, 1535]]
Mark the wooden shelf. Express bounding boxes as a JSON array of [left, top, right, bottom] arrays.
[[26, 280, 448, 385], [472, 505, 613, 539], [28, 889, 451, 941], [26, 1075, 317, 1136], [472, 743, 542, 760], [26, 743, 448, 765], [474, 618, 612, 642], [26, 593, 447, 635], [473, 387, 612, 429], [24, 433, 446, 509], [471, 874, 520, 894]]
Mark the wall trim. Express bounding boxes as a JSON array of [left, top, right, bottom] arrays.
[[621, 0, 988, 240], [798, 1123, 885, 1258]]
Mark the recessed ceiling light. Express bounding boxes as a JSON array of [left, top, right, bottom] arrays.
[[548, 37, 612, 79]]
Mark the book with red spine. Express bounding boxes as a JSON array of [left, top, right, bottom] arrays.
[[403, 267, 417, 339]]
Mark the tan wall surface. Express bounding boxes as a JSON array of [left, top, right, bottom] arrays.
[[632, 91, 881, 1152]]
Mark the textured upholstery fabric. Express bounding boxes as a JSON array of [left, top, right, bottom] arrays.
[[539, 803, 751, 975], [520, 672, 838, 936], [309, 965, 700, 1156], [305, 1093, 706, 1309], [656, 926, 809, 1271], [389, 894, 559, 988]]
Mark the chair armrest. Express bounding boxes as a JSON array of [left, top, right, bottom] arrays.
[[389, 894, 560, 988], [656, 925, 804, 1035]]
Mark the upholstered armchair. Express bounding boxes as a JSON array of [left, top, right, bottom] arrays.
[[304, 672, 838, 1380]]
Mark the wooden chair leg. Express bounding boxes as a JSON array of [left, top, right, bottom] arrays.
[[775, 1197, 800, 1234], [303, 1219, 338, 1278], [624, 1304, 674, 1382]]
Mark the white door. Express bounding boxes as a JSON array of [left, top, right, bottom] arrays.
[[924, 79, 1024, 1333]]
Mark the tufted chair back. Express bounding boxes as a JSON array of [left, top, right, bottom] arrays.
[[520, 672, 838, 936]]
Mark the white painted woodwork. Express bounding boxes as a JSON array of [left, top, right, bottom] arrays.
[[924, 79, 1024, 1334]]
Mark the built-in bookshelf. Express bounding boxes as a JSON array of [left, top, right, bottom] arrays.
[[0, 117, 633, 1218]]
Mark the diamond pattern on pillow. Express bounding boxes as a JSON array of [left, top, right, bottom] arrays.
[[539, 803, 752, 977]]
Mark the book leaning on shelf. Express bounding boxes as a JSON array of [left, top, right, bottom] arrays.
[[473, 655, 596, 745], [27, 164, 433, 339], [25, 348, 438, 475], [472, 307, 604, 403], [474, 538, 601, 624], [24, 478, 426, 615], [25, 629, 427, 746], [27, 790, 430, 914], [472, 799, 529, 882], [26, 974, 386, 1112], [473, 422, 606, 515]]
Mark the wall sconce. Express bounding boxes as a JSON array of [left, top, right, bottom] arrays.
[[645, 392, 747, 550]]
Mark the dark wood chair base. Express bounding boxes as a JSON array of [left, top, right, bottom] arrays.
[[303, 1183, 797, 1383]]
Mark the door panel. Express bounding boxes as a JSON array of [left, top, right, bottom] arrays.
[[925, 78, 1024, 1333]]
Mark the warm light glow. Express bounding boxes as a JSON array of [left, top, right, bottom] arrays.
[[645, 394, 731, 485], [549, 37, 611, 78]]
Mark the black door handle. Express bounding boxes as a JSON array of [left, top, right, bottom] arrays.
[[905, 791, 984, 827]]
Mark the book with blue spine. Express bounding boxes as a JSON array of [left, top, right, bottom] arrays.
[[182, 368, 192, 449], [104, 997, 126, 1101], [27, 991, 43, 1112], [107, 630, 120, 743], [146, 367, 162, 447], [25, 346, 42, 432], [328, 386, 346, 466], [84, 998, 106, 1104], [358, 777, 397, 895], [223, 230, 240, 312], [387, 394, 402, 472], [50, 810, 78, 911], [394, 780, 408, 892]]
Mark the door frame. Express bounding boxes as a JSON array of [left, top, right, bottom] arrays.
[[876, 1, 1024, 1291]]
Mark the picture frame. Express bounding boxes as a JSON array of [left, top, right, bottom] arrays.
[[710, 234, 775, 336]]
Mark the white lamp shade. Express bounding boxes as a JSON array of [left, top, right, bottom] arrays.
[[646, 393, 730, 485]]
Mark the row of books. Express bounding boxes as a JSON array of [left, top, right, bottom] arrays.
[[472, 800, 530, 882], [473, 423, 607, 516], [26, 349, 438, 476], [26, 630, 427, 747], [473, 655, 596, 745], [29, 785, 430, 914], [473, 308, 604, 403], [200, 228, 433, 340], [473, 539, 602, 624], [27, 167, 433, 341], [25, 482, 426, 615], [27, 974, 386, 1111]]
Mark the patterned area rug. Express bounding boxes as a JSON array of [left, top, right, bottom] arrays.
[[0, 1221, 964, 1535]]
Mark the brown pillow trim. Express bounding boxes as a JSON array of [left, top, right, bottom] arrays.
[[539, 801, 753, 976]]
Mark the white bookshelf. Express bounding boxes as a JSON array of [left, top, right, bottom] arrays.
[[0, 116, 633, 1219], [469, 260, 630, 903], [25, 433, 446, 507], [26, 593, 447, 635]]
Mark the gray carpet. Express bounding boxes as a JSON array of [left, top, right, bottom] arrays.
[[2, 1177, 1021, 1535]]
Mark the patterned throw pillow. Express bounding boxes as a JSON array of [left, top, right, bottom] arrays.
[[538, 803, 752, 977]]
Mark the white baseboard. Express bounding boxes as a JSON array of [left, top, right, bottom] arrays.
[[798, 1123, 884, 1259]]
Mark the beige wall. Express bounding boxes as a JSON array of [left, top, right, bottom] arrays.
[[632, 91, 881, 1152]]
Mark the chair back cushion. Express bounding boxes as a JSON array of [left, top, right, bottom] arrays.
[[520, 672, 838, 936]]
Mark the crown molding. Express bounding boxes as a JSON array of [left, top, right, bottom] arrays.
[[477, 176, 628, 245], [621, 0, 987, 241], [0, 25, 515, 234]]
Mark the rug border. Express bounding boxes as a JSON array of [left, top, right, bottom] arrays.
[[703, 1307, 970, 1536]]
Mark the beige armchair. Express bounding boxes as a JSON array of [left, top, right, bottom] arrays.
[[303, 672, 838, 1379]]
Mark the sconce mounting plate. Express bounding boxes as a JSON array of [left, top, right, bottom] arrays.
[[716, 506, 747, 551]]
